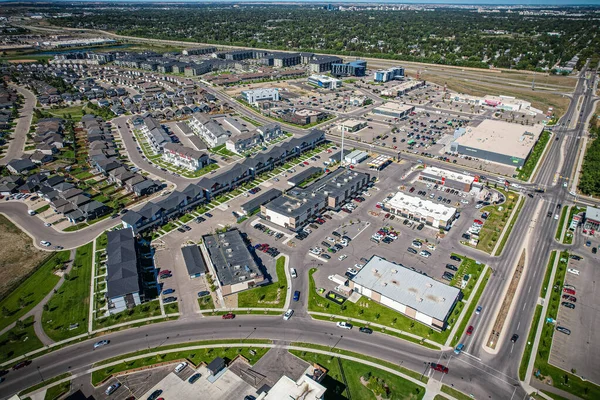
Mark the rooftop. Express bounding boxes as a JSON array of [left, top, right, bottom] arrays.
[[373, 102, 414, 113], [181, 245, 207, 276], [453, 119, 545, 159], [586, 206, 600, 222], [387, 192, 456, 220], [352, 255, 461, 321], [421, 166, 475, 185]]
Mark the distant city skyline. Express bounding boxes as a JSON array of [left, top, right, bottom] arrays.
[[18, 0, 600, 5]]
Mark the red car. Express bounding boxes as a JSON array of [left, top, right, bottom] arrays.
[[159, 270, 172, 276], [466, 325, 474, 335], [303, 161, 309, 165], [317, 218, 326, 224], [409, 187, 415, 193], [12, 360, 31, 370], [473, 220, 483, 226], [375, 204, 382, 209], [563, 288, 576, 295], [562, 295, 576, 302], [430, 363, 449, 374], [384, 213, 390, 219], [222, 313, 235, 320]]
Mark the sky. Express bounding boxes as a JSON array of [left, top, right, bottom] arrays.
[[40, 0, 600, 5]]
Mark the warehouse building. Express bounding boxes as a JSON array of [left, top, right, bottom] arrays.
[[307, 75, 342, 90], [373, 102, 415, 119], [202, 229, 265, 295], [450, 120, 545, 167], [419, 166, 477, 192], [349, 256, 461, 330], [387, 192, 457, 229], [374, 66, 404, 82]]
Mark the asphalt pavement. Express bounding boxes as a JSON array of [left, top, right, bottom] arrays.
[[0, 85, 36, 165]]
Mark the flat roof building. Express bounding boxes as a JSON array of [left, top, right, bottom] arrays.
[[380, 80, 425, 97], [287, 166, 322, 187], [373, 102, 415, 119], [338, 119, 367, 133], [240, 188, 282, 216], [419, 166, 477, 192], [181, 245, 207, 278], [450, 120, 545, 167], [202, 229, 265, 295], [368, 155, 392, 170], [584, 206, 600, 231], [241, 88, 280, 105], [308, 75, 342, 90], [387, 192, 457, 229], [344, 150, 369, 165], [374, 66, 405, 82], [349, 256, 462, 330], [331, 60, 367, 77]]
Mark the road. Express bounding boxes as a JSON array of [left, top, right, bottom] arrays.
[[0, 85, 36, 165]]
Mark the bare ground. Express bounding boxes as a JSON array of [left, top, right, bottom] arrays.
[[0, 215, 47, 299]]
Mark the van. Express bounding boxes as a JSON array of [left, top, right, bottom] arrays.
[[175, 362, 188, 373], [290, 268, 297, 279], [454, 343, 464, 355]]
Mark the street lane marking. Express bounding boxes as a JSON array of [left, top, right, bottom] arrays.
[[522, 302, 527, 311], [517, 321, 520, 330]]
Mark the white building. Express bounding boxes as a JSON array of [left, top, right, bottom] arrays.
[[349, 255, 461, 330], [307, 75, 342, 89], [162, 142, 209, 171], [372, 102, 415, 119], [241, 88, 280, 105], [344, 149, 369, 164], [259, 364, 327, 400], [188, 113, 230, 148], [386, 192, 457, 229]]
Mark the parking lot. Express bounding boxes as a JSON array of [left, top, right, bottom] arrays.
[[549, 246, 600, 385]]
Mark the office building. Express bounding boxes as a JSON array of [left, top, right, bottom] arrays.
[[241, 88, 280, 105], [374, 66, 405, 82], [338, 119, 367, 133], [386, 192, 457, 229], [331, 60, 367, 77], [307, 75, 342, 89], [349, 256, 461, 330]]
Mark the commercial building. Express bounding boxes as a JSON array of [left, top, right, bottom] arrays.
[[349, 255, 461, 330], [202, 229, 265, 295], [331, 60, 367, 77], [307, 75, 342, 90], [338, 119, 367, 133], [380, 80, 425, 97], [344, 150, 369, 165], [367, 155, 392, 170], [281, 109, 327, 126], [105, 228, 142, 315], [241, 88, 280, 105], [373, 102, 415, 119], [260, 364, 328, 400], [162, 142, 209, 171], [450, 120, 545, 167], [374, 66, 405, 82], [309, 56, 343, 73], [419, 166, 477, 192], [386, 192, 457, 229], [584, 206, 600, 231]]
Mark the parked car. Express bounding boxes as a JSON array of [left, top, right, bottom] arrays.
[[147, 389, 163, 400], [197, 291, 210, 297], [407, 247, 417, 254], [556, 326, 571, 335], [163, 288, 175, 295], [40, 240, 51, 247], [563, 288, 576, 295], [188, 373, 201, 384], [561, 302, 576, 309], [105, 382, 121, 396], [450, 255, 462, 262], [163, 296, 177, 303], [446, 264, 458, 271], [567, 268, 580, 275]]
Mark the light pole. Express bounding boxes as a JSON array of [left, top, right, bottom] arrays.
[[37, 366, 44, 383]]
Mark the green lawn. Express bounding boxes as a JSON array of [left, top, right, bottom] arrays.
[[19, 373, 71, 396], [237, 256, 287, 308], [198, 295, 215, 310], [34, 204, 50, 214], [441, 385, 472, 400], [95, 231, 108, 252], [92, 345, 269, 385], [519, 305, 543, 381], [541, 391, 571, 400], [533, 251, 600, 400], [450, 268, 492, 347], [42, 243, 93, 341], [290, 350, 425, 400], [517, 130, 551, 181], [45, 105, 85, 122], [93, 300, 163, 330], [555, 206, 569, 240], [494, 196, 525, 256], [44, 381, 71, 400], [308, 269, 451, 344], [0, 316, 43, 364], [449, 254, 485, 301], [164, 302, 179, 315], [0, 251, 70, 331], [474, 190, 519, 253], [540, 251, 557, 298], [434, 396, 450, 400]]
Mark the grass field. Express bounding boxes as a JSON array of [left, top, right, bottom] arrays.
[[0, 251, 70, 332], [563, 207, 585, 245], [42, 243, 93, 341], [237, 256, 287, 308], [44, 381, 71, 400], [441, 385, 472, 400], [519, 305, 543, 381], [93, 300, 162, 330], [448, 254, 485, 301], [540, 251, 557, 298], [308, 268, 451, 344], [19, 373, 71, 396], [0, 215, 49, 300], [198, 295, 215, 310], [45, 105, 85, 122], [555, 206, 569, 241], [0, 316, 43, 364], [290, 350, 425, 400]]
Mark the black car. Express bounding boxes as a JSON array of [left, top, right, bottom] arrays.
[[527, 193, 534, 198], [205, 213, 213, 218], [332, 231, 341, 237], [345, 271, 355, 279], [569, 255, 583, 261], [359, 327, 373, 334], [417, 223, 424, 230], [511, 334, 519, 343], [450, 255, 462, 262], [407, 247, 417, 254], [382, 237, 393, 244], [403, 219, 409, 225], [177, 227, 186, 233], [189, 373, 201, 384], [556, 326, 571, 335], [321, 254, 331, 260], [446, 264, 458, 271], [561, 302, 576, 309], [163, 296, 177, 303], [342, 235, 352, 242], [148, 390, 163, 400]]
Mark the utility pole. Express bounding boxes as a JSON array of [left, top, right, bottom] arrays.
[[341, 124, 345, 166]]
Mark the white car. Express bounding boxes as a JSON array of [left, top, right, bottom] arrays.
[[327, 237, 336, 243], [175, 362, 188, 373], [303, 227, 312, 234], [365, 192, 371, 197], [40, 241, 51, 247], [554, 214, 559, 220], [339, 239, 349, 247], [347, 268, 358, 275], [93, 340, 109, 349], [336, 321, 353, 329], [290, 268, 297, 279], [567, 268, 580, 276], [283, 309, 294, 320], [427, 244, 436, 250], [354, 264, 364, 270], [411, 241, 422, 248], [310, 248, 320, 255], [338, 254, 348, 261], [461, 199, 469, 204], [44, 222, 52, 227], [419, 250, 431, 258]]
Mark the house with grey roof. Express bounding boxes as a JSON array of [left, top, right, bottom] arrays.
[[105, 228, 142, 314]]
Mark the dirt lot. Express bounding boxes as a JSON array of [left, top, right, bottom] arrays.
[[0, 215, 47, 298]]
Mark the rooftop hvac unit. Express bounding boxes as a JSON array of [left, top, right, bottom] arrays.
[[426, 283, 433, 288], [372, 269, 378, 274], [391, 269, 398, 274], [381, 282, 387, 287], [418, 298, 423, 302]]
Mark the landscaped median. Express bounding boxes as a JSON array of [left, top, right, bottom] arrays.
[[540, 251, 557, 298], [555, 206, 569, 241], [237, 256, 287, 308], [532, 251, 600, 399], [19, 372, 71, 397], [468, 189, 519, 254], [517, 130, 551, 181], [494, 194, 525, 256], [519, 305, 543, 381]]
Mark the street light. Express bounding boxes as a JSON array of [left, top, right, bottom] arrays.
[[37, 366, 44, 383]]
